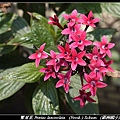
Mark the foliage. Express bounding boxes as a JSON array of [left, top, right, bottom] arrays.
[[0, 2, 119, 114]]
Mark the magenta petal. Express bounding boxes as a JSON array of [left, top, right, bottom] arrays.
[[108, 43, 115, 49], [56, 80, 64, 88], [71, 9, 78, 17], [78, 59, 86, 66], [82, 84, 90, 90], [87, 97, 96, 102], [73, 96, 81, 101], [64, 84, 69, 93], [28, 53, 37, 59], [44, 74, 51, 81], [71, 61, 77, 70], [80, 14, 87, 21], [35, 58, 40, 67], [39, 68, 46, 73], [61, 28, 70, 34], [96, 81, 107, 88], [46, 59, 54, 65], [62, 14, 70, 20], [50, 50, 56, 58], [106, 50, 112, 58], [93, 41, 101, 47], [42, 52, 48, 58], [57, 45, 65, 53], [39, 43, 46, 52], [80, 100, 85, 108], [88, 11, 93, 19], [90, 87, 97, 96], [101, 35, 108, 44], [92, 18, 100, 23], [85, 53, 92, 59], [84, 73, 91, 82]]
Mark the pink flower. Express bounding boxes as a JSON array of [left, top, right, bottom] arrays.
[[80, 11, 100, 27], [82, 73, 107, 96], [85, 46, 101, 64], [73, 90, 96, 108], [57, 42, 71, 60], [102, 58, 114, 76], [93, 35, 115, 58], [40, 64, 56, 81], [61, 23, 82, 42], [70, 31, 92, 51], [88, 60, 108, 80], [46, 50, 68, 72], [56, 70, 72, 93], [62, 9, 81, 27], [28, 43, 48, 67], [66, 48, 86, 71]]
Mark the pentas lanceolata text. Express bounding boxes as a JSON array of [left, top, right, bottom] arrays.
[[28, 9, 115, 108]]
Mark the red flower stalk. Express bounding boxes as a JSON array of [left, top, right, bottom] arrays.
[[48, 15, 64, 30]]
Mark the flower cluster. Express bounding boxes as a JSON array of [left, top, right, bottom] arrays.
[[28, 9, 115, 108]]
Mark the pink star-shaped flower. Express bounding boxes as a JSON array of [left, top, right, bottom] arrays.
[[82, 73, 107, 96], [73, 90, 96, 108], [28, 43, 48, 67], [56, 70, 72, 93], [70, 31, 92, 51], [57, 42, 71, 60], [80, 11, 100, 28], [62, 9, 81, 27], [88, 60, 108, 80], [40, 64, 56, 81], [61, 23, 82, 42], [66, 48, 86, 71], [85, 46, 102, 65], [46, 50, 68, 72], [93, 35, 115, 58]]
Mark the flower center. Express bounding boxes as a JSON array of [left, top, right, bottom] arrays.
[[55, 58, 60, 63], [90, 80, 96, 87], [82, 94, 87, 102], [102, 44, 108, 49], [78, 40, 83, 44], [64, 77, 69, 84], [37, 52, 41, 58], [94, 68, 99, 73], [93, 55, 98, 60]]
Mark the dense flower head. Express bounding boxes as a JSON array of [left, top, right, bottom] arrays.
[[28, 9, 115, 108]]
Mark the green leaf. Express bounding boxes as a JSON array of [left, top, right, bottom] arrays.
[[0, 67, 25, 101], [0, 44, 17, 55], [3, 62, 44, 83], [11, 15, 30, 38], [0, 13, 15, 34], [8, 32, 33, 49], [32, 79, 60, 115], [65, 74, 99, 114], [101, 3, 120, 18], [87, 28, 116, 42], [30, 12, 56, 51]]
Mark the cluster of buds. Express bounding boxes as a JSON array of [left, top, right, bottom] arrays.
[[28, 9, 115, 108]]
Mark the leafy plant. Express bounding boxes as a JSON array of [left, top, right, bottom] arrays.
[[0, 3, 120, 114]]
